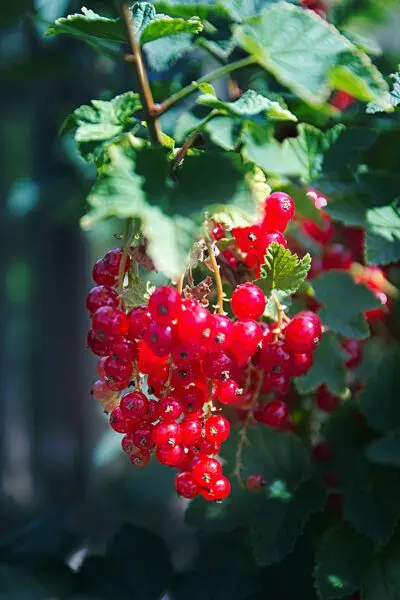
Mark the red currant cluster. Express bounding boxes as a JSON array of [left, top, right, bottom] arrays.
[[85, 191, 326, 502]]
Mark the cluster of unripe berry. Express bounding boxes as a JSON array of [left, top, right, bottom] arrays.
[[85, 191, 325, 502]]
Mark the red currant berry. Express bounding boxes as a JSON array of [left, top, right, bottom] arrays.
[[176, 299, 211, 346], [120, 391, 149, 419], [171, 360, 202, 388], [231, 320, 263, 359], [156, 444, 184, 466], [172, 343, 202, 363], [130, 451, 150, 468], [262, 192, 295, 232], [302, 213, 334, 245], [289, 351, 314, 376], [259, 230, 288, 254], [133, 424, 155, 450], [86, 285, 118, 314], [231, 283, 265, 320], [259, 341, 292, 376], [137, 340, 167, 375], [121, 433, 137, 455], [196, 438, 221, 456], [202, 476, 231, 501], [232, 224, 262, 253], [104, 357, 133, 391], [145, 399, 160, 422], [91, 379, 114, 402], [103, 248, 130, 277], [159, 396, 183, 421], [246, 473, 266, 492], [284, 311, 322, 353], [175, 471, 201, 499], [128, 306, 151, 340], [322, 244, 353, 271], [312, 441, 332, 462], [202, 350, 238, 381], [181, 417, 203, 445], [96, 357, 108, 379], [92, 306, 128, 341], [144, 321, 176, 357], [110, 337, 138, 363], [192, 456, 222, 487], [152, 421, 182, 447], [211, 222, 225, 241], [92, 259, 116, 287], [316, 385, 339, 413], [178, 385, 206, 413], [204, 414, 230, 443], [215, 380, 242, 405], [259, 400, 289, 428], [148, 286, 182, 324], [207, 315, 234, 351], [342, 339, 362, 369], [87, 329, 110, 357], [109, 406, 131, 433]]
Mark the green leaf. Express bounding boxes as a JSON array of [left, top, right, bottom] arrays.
[[363, 528, 400, 600], [82, 146, 258, 278], [132, 2, 203, 45], [360, 347, 400, 434], [79, 525, 173, 600], [367, 71, 400, 114], [366, 431, 400, 468], [123, 277, 153, 310], [205, 117, 239, 151], [46, 7, 124, 42], [153, 0, 233, 20], [295, 332, 347, 395], [315, 524, 374, 600], [197, 89, 297, 122], [144, 33, 194, 70], [234, 2, 388, 106], [62, 92, 142, 161], [251, 476, 325, 566], [172, 535, 259, 600], [242, 123, 343, 182], [322, 128, 378, 174], [344, 462, 400, 544], [312, 271, 381, 339], [258, 242, 311, 297]]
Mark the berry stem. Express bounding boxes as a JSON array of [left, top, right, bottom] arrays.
[[271, 290, 286, 340], [233, 369, 264, 487], [176, 273, 184, 295], [157, 56, 256, 116], [118, 219, 133, 308], [206, 241, 225, 315], [172, 111, 217, 171], [121, 3, 162, 147]]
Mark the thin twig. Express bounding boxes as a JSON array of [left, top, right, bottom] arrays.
[[121, 3, 161, 146], [233, 369, 264, 487], [176, 273, 184, 295], [157, 56, 256, 116], [206, 240, 225, 315], [118, 219, 133, 308], [172, 111, 217, 171]]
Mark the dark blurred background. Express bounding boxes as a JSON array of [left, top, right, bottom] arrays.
[[1, 0, 400, 578]]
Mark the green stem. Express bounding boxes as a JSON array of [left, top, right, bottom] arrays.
[[172, 110, 217, 170], [157, 56, 256, 115], [118, 219, 133, 308]]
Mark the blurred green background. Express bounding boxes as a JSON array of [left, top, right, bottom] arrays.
[[1, 0, 400, 591]]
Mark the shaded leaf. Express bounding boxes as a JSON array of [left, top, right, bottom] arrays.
[[312, 271, 381, 339], [46, 7, 124, 42], [367, 71, 400, 114], [363, 528, 400, 600], [132, 2, 203, 44], [366, 431, 400, 468], [197, 89, 297, 122], [295, 332, 347, 395]]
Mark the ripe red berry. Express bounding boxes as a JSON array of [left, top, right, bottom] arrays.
[[130, 451, 150, 468], [120, 391, 149, 419], [178, 385, 206, 413], [284, 311, 322, 353], [232, 224, 262, 252], [302, 212, 334, 245], [192, 456, 222, 487], [92, 259, 116, 287], [180, 417, 203, 445], [96, 357, 108, 379], [175, 471, 201, 499], [259, 341, 292, 376], [196, 437, 221, 456], [211, 222, 225, 241], [87, 329, 110, 356], [175, 299, 211, 346], [202, 476, 231, 501], [215, 380, 242, 405], [109, 406, 132, 433], [91, 379, 114, 402], [144, 321, 176, 357], [204, 414, 230, 443], [158, 396, 183, 421], [148, 286, 182, 324], [231, 320, 263, 359], [246, 473, 266, 492], [171, 360, 202, 388], [262, 192, 295, 232], [202, 350, 238, 381], [312, 441, 332, 462], [322, 244, 353, 271], [128, 306, 152, 340], [259, 400, 289, 428], [104, 357, 133, 391], [289, 351, 314, 376], [152, 421, 182, 447], [207, 315, 234, 351], [172, 343, 202, 363], [231, 283, 266, 320], [156, 444, 184, 466], [133, 424, 155, 450], [259, 230, 288, 253], [316, 385, 339, 413], [92, 306, 128, 341], [86, 285, 119, 314], [103, 248, 130, 277], [121, 433, 136, 455], [110, 337, 138, 363], [342, 339, 362, 369]]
